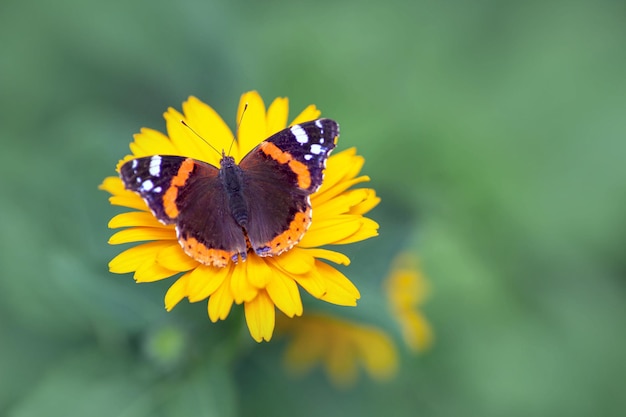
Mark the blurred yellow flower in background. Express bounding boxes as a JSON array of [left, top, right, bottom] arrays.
[[101, 91, 379, 342], [278, 314, 398, 388], [278, 252, 433, 387], [385, 253, 433, 352]]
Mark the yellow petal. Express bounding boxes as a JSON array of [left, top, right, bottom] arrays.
[[108, 211, 163, 229], [109, 241, 174, 274], [108, 227, 176, 244], [316, 261, 360, 306], [331, 218, 379, 245], [277, 315, 398, 387], [312, 188, 373, 219], [108, 194, 148, 211], [244, 291, 275, 342], [164, 107, 210, 163], [266, 272, 303, 317], [99, 176, 126, 195], [300, 248, 350, 265], [230, 263, 259, 303], [290, 105, 321, 125], [337, 151, 365, 180], [165, 273, 190, 311], [271, 247, 315, 275], [326, 337, 358, 387], [182, 96, 234, 165], [207, 278, 234, 322], [187, 264, 231, 302], [134, 259, 178, 282], [266, 97, 289, 136], [129, 128, 177, 157], [349, 189, 380, 215], [313, 175, 370, 207], [236, 91, 266, 160], [400, 311, 434, 352], [384, 253, 434, 351], [156, 243, 198, 272], [101, 178, 149, 211], [354, 327, 398, 381], [283, 328, 324, 373], [246, 255, 273, 288], [290, 267, 327, 299], [315, 148, 362, 193], [298, 216, 363, 248]]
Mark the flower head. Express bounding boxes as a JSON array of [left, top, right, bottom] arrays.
[[385, 253, 433, 352], [101, 91, 379, 342], [277, 314, 398, 387], [277, 252, 432, 386]]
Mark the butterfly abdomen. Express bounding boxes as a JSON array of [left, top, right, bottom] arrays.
[[220, 156, 249, 228]]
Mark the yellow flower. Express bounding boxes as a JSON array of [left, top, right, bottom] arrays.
[[277, 314, 398, 387], [384, 253, 433, 352], [100, 91, 380, 342]]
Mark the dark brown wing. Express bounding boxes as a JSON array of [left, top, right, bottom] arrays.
[[238, 119, 338, 257], [120, 156, 247, 267], [239, 149, 310, 257]]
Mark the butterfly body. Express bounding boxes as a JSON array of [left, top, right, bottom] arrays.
[[120, 119, 339, 267], [219, 154, 249, 229]]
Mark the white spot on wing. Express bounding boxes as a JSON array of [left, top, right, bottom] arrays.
[[153, 186, 162, 193], [149, 155, 162, 176], [315, 119, 324, 132], [310, 144, 323, 155], [141, 179, 154, 191], [304, 154, 313, 160], [131, 159, 138, 169], [291, 125, 309, 144]]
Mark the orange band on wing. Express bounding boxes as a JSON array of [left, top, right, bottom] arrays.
[[179, 235, 233, 267], [260, 142, 311, 189], [287, 160, 311, 189], [259, 208, 312, 257], [163, 158, 195, 218]]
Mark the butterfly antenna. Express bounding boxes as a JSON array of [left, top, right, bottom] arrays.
[[227, 102, 248, 157], [180, 120, 222, 157]]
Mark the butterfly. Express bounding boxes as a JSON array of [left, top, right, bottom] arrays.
[[119, 119, 338, 267]]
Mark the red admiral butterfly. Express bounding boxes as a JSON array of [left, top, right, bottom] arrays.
[[120, 119, 338, 267]]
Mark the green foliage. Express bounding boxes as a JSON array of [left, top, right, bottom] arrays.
[[1, 0, 625, 416]]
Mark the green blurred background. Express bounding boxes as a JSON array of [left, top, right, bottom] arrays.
[[1, 0, 625, 416]]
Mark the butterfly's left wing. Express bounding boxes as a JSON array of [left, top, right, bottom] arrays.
[[119, 155, 248, 267], [239, 119, 339, 257]]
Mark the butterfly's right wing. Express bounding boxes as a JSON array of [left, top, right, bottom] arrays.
[[238, 119, 338, 257]]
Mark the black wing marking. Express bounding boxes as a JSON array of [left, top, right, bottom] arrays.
[[120, 155, 189, 223], [262, 119, 338, 193]]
